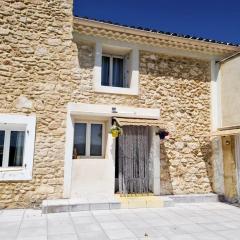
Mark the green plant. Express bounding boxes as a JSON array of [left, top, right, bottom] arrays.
[[109, 125, 123, 137]]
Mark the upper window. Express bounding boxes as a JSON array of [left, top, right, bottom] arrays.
[[93, 42, 139, 95], [101, 55, 126, 88], [73, 122, 105, 159], [0, 114, 36, 181]]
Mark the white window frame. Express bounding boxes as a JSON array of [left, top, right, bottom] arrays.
[[73, 121, 105, 159], [0, 127, 25, 168], [102, 54, 124, 87], [0, 114, 36, 181], [94, 41, 139, 95]]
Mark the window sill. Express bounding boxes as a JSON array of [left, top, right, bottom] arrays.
[[94, 85, 139, 96], [0, 167, 23, 172], [0, 168, 32, 181], [73, 158, 106, 161]]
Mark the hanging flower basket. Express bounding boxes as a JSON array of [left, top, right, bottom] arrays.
[[109, 125, 123, 138], [157, 130, 170, 142]]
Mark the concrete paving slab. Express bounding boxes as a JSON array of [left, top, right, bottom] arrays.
[[48, 234, 78, 240], [1, 202, 240, 240], [17, 237, 47, 240], [17, 227, 47, 239]]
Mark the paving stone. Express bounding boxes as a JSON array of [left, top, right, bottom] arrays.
[[17, 227, 47, 238], [0, 203, 240, 239], [217, 229, 240, 240], [1, 209, 25, 216], [138, 237, 168, 240], [100, 221, 126, 230], [193, 231, 227, 240], [21, 219, 47, 228], [95, 214, 119, 222], [104, 228, 137, 239], [199, 222, 229, 231], [0, 229, 18, 239], [167, 234, 197, 240], [75, 223, 102, 233], [0, 215, 23, 223], [48, 222, 75, 235], [177, 223, 208, 233], [17, 237, 47, 240], [71, 216, 97, 224], [48, 233, 78, 240], [77, 230, 109, 240]]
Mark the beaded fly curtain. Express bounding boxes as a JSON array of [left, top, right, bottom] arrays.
[[118, 126, 150, 194]]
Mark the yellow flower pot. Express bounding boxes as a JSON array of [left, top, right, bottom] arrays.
[[111, 130, 119, 138]]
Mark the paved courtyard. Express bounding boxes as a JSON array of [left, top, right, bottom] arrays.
[[0, 202, 240, 240]]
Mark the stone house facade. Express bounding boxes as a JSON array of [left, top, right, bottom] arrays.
[[0, 0, 240, 208]]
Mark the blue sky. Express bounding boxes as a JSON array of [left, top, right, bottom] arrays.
[[73, 0, 240, 44]]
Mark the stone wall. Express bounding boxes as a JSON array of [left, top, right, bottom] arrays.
[[0, 0, 74, 208], [74, 43, 213, 195], [0, 0, 213, 207]]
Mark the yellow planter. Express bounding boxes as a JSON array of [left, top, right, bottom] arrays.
[[111, 130, 119, 138]]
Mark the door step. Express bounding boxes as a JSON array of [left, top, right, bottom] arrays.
[[168, 193, 219, 203], [42, 197, 121, 214], [42, 194, 219, 214], [116, 195, 174, 209], [42, 196, 174, 214]]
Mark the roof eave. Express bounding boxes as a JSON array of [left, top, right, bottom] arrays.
[[73, 17, 240, 56]]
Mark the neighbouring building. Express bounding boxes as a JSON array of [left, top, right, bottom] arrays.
[[0, 0, 240, 209], [212, 53, 240, 203]]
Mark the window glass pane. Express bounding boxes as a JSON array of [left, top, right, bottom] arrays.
[[101, 56, 110, 86], [0, 131, 5, 167], [73, 123, 87, 157], [112, 58, 124, 87], [90, 124, 102, 156], [8, 131, 25, 167]]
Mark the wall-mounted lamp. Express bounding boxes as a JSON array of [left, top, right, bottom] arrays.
[[112, 107, 118, 114]]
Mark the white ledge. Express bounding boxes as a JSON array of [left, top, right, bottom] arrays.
[[94, 85, 138, 95]]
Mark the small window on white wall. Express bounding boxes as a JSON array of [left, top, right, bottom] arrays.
[[0, 114, 36, 181], [73, 122, 105, 159]]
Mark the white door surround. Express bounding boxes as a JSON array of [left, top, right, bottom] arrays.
[[235, 135, 240, 201], [63, 103, 160, 198]]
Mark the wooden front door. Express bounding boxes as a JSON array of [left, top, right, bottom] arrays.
[[222, 136, 238, 201], [116, 126, 150, 194]]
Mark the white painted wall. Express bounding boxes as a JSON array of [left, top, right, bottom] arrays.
[[148, 127, 160, 195], [71, 121, 115, 198], [64, 103, 160, 198], [71, 159, 115, 198], [220, 55, 240, 127], [210, 61, 224, 195]]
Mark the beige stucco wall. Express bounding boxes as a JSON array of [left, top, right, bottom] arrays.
[[221, 55, 240, 127], [0, 0, 213, 208]]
